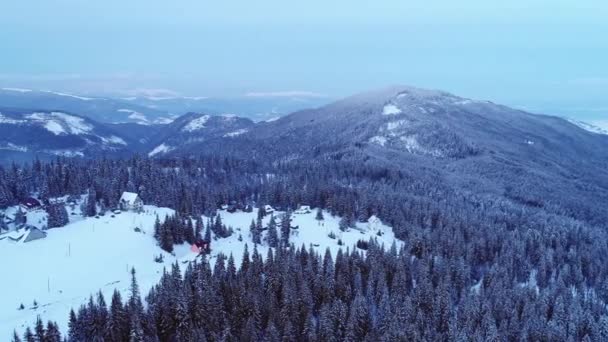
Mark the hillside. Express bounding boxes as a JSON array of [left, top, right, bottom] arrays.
[[1, 198, 400, 340], [0, 108, 136, 162]]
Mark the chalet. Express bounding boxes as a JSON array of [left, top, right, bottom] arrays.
[[20, 197, 41, 210], [119, 192, 143, 212], [294, 205, 311, 214], [0, 226, 46, 243], [22, 227, 47, 243], [191, 239, 211, 255]]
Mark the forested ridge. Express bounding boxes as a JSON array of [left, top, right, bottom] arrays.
[[2, 155, 607, 341]]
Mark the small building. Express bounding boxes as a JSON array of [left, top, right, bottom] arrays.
[[295, 205, 311, 214], [191, 239, 211, 254], [22, 227, 47, 243], [20, 198, 41, 211], [264, 205, 275, 213], [119, 192, 143, 212]]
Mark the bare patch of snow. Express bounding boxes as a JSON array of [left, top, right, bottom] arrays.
[[382, 104, 402, 116], [41, 91, 93, 101], [44, 150, 85, 157], [386, 119, 409, 131], [223, 129, 248, 137], [369, 136, 388, 146], [182, 115, 210, 132], [1, 87, 32, 93], [568, 119, 608, 135], [148, 143, 173, 156], [0, 113, 25, 124], [0, 143, 28, 152], [101, 136, 127, 146]]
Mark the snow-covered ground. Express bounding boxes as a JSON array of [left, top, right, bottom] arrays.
[[1, 203, 402, 339], [0, 205, 175, 339]]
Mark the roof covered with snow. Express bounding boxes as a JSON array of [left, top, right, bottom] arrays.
[[120, 192, 139, 204]]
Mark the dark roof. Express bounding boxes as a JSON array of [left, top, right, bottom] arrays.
[[21, 198, 41, 208]]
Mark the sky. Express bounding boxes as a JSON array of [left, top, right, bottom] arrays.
[[0, 0, 607, 126]]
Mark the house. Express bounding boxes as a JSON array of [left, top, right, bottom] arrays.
[[294, 205, 311, 214], [119, 192, 143, 212], [191, 239, 211, 254], [20, 197, 41, 210], [22, 227, 47, 243], [0, 226, 46, 243], [264, 205, 275, 213]]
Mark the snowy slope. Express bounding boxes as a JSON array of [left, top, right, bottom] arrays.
[[204, 209, 402, 269], [567, 119, 608, 135], [1, 205, 402, 339], [0, 205, 175, 339]]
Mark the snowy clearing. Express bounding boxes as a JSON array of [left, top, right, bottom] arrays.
[[148, 143, 173, 157], [1, 203, 402, 339], [182, 115, 210, 132], [382, 104, 402, 115]]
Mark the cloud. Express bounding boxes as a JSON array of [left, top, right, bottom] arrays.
[[244, 91, 327, 98]]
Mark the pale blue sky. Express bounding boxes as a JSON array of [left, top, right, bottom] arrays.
[[1, 0, 607, 125]]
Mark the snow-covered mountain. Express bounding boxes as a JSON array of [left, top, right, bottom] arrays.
[[0, 88, 172, 125], [123, 94, 331, 122], [0, 108, 136, 162], [567, 118, 608, 135], [146, 112, 255, 157]]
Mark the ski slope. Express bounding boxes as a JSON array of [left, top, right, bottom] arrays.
[[1, 205, 402, 339]]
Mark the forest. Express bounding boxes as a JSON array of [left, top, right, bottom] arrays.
[[2, 155, 607, 341]]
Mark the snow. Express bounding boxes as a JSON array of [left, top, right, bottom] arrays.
[[101, 135, 127, 146], [223, 129, 248, 137], [41, 91, 93, 101], [154, 117, 175, 124], [386, 119, 409, 131], [117, 109, 150, 125], [148, 143, 173, 157], [266, 116, 280, 122], [369, 136, 388, 146], [382, 104, 403, 116], [1, 201, 403, 340], [0, 143, 28, 152], [0, 113, 25, 124], [43, 150, 85, 157], [182, 115, 210, 132], [26, 112, 93, 136], [400, 135, 443, 157], [120, 192, 139, 204], [568, 119, 608, 135], [1, 88, 32, 93], [0, 205, 176, 340]]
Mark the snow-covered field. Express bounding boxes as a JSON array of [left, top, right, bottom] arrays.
[[1, 203, 401, 339]]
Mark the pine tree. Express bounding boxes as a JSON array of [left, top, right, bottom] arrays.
[[14, 207, 27, 226], [195, 218, 203, 240], [280, 211, 291, 247], [34, 316, 45, 342], [11, 330, 22, 342], [85, 189, 97, 217], [267, 215, 278, 248], [250, 220, 261, 244], [23, 327, 34, 342], [315, 208, 324, 221], [47, 203, 68, 228], [339, 216, 349, 232], [45, 321, 61, 342]]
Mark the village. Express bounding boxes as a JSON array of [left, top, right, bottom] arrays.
[[0, 191, 144, 244], [0, 190, 401, 340]]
